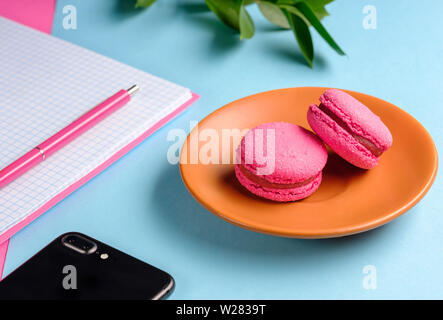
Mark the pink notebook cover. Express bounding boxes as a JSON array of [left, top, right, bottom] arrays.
[[0, 240, 7, 278], [0, 0, 55, 34], [0, 0, 199, 278]]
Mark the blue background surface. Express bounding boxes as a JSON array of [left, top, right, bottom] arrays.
[[3, 0, 443, 299]]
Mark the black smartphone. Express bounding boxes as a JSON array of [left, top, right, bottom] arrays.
[[0, 232, 174, 300]]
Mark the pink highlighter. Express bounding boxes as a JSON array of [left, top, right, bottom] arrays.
[[0, 85, 139, 189]]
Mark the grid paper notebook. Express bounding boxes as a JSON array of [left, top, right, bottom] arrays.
[[0, 17, 193, 237]]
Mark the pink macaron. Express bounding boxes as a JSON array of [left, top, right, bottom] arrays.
[[235, 122, 328, 202], [307, 89, 393, 169]]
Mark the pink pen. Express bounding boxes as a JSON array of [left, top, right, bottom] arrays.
[[0, 84, 139, 189]]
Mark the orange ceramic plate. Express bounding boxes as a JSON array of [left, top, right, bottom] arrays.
[[180, 88, 438, 238]]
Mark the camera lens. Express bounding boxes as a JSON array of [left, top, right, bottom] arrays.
[[62, 234, 97, 254]]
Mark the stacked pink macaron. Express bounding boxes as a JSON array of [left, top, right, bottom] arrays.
[[235, 89, 393, 202], [307, 89, 392, 169]]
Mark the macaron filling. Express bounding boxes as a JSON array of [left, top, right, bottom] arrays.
[[318, 103, 383, 157], [238, 165, 317, 189]]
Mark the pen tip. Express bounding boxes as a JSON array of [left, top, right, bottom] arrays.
[[127, 84, 139, 96]]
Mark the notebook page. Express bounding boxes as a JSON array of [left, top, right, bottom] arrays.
[[0, 17, 191, 235]]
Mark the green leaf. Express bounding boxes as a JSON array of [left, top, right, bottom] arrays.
[[295, 2, 345, 55], [276, 0, 303, 5], [277, 0, 332, 20], [135, 0, 156, 8], [258, 1, 290, 29], [312, 6, 329, 20], [279, 5, 310, 25], [304, 0, 332, 20], [277, 0, 332, 8], [205, 0, 241, 30], [239, 2, 255, 39], [280, 4, 325, 27], [284, 9, 314, 67], [306, 0, 334, 9]]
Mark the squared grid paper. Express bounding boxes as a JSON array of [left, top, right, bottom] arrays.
[[0, 17, 192, 235]]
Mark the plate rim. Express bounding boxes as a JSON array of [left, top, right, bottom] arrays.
[[179, 87, 439, 238]]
